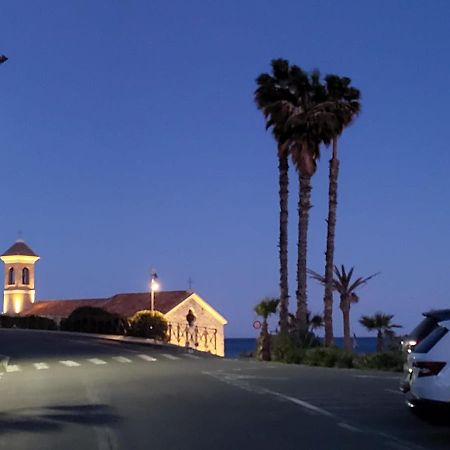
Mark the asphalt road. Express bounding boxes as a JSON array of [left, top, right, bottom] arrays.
[[0, 329, 449, 450]]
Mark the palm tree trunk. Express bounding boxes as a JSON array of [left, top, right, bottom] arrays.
[[278, 152, 289, 335], [341, 297, 352, 351], [259, 319, 271, 361], [377, 330, 384, 352], [323, 138, 339, 346], [296, 173, 311, 333]]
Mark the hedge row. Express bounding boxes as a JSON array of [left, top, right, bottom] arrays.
[[60, 306, 127, 335], [0, 314, 57, 330], [269, 334, 404, 371], [0, 307, 170, 341]]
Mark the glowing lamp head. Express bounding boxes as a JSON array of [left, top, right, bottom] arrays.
[[150, 279, 160, 292]]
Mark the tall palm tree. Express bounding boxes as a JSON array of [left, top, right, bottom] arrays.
[[255, 59, 295, 335], [256, 62, 341, 336], [359, 313, 402, 352], [309, 265, 378, 350], [279, 67, 328, 333], [254, 297, 280, 361], [319, 75, 361, 346]]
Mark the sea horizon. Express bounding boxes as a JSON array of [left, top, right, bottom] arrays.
[[225, 336, 380, 358]]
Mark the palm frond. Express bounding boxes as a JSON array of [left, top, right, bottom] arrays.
[[307, 269, 325, 285], [254, 297, 280, 319]]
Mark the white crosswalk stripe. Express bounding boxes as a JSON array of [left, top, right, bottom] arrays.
[[59, 360, 80, 367], [112, 356, 132, 363], [161, 353, 180, 360], [33, 363, 49, 370], [137, 354, 157, 362], [4, 350, 200, 374], [88, 358, 107, 365]]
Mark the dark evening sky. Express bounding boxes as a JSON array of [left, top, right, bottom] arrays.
[[1, 1, 450, 337]]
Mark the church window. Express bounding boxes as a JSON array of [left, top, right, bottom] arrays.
[[22, 268, 30, 285], [8, 268, 15, 285]]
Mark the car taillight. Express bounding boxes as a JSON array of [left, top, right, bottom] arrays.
[[413, 361, 446, 377]]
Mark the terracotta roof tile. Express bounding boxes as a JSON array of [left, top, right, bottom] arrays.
[[22, 291, 191, 318]]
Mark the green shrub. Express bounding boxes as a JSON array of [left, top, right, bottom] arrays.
[[271, 333, 305, 364], [355, 351, 403, 372], [60, 306, 127, 335], [0, 314, 57, 330], [303, 347, 339, 367], [128, 310, 168, 341], [335, 350, 356, 368]]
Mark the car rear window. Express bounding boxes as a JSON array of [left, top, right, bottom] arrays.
[[414, 326, 448, 353], [409, 317, 438, 343]]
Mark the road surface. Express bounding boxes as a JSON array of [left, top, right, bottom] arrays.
[[0, 329, 449, 449]]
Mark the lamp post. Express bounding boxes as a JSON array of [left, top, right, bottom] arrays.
[[150, 270, 160, 312]]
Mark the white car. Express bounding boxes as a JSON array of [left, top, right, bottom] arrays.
[[404, 319, 450, 411]]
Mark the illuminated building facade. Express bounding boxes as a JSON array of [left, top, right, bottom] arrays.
[[1, 240, 39, 315]]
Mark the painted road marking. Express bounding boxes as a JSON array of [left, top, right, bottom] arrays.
[[6, 365, 21, 373], [353, 375, 400, 380], [204, 371, 334, 418], [137, 354, 157, 362], [60, 360, 81, 367], [338, 422, 362, 433], [112, 356, 132, 363], [267, 390, 335, 417], [184, 353, 201, 359], [161, 354, 179, 360], [385, 388, 403, 396], [88, 358, 107, 365], [33, 363, 49, 370]]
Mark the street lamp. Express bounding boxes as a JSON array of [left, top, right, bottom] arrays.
[[0, 55, 8, 65], [150, 270, 160, 312]]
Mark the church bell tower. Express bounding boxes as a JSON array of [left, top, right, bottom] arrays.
[[0, 240, 39, 314]]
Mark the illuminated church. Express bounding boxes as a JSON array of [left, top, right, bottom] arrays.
[[0, 240, 227, 356]]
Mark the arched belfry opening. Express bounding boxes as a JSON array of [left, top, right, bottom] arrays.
[[8, 268, 15, 285], [22, 268, 30, 285]]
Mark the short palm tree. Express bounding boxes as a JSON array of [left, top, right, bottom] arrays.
[[309, 265, 378, 351], [255, 59, 295, 335], [359, 313, 402, 352], [254, 297, 279, 361], [319, 75, 361, 347], [308, 313, 324, 333]]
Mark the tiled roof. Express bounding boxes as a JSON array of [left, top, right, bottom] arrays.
[[21, 291, 192, 318], [23, 298, 109, 317], [1, 240, 39, 257]]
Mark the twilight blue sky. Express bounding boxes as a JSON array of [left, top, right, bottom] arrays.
[[1, 1, 450, 337]]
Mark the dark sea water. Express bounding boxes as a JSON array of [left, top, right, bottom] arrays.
[[225, 337, 377, 358]]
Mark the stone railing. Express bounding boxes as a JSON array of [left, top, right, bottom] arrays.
[[167, 321, 218, 353]]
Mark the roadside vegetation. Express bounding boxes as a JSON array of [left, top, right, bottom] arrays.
[[0, 307, 169, 342], [253, 59, 403, 371], [0, 314, 57, 330], [128, 310, 169, 341], [60, 306, 127, 335]]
